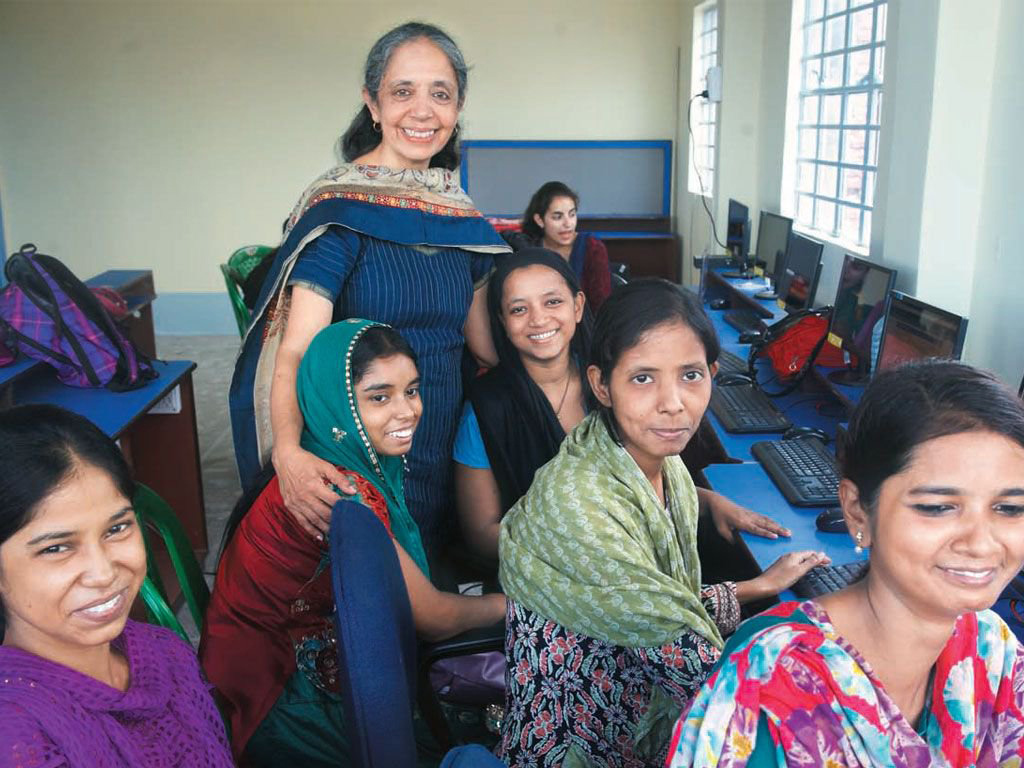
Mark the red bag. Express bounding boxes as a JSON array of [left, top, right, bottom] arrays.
[[759, 311, 845, 380], [89, 286, 130, 321]]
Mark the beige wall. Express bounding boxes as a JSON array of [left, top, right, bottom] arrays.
[[0, 0, 682, 293]]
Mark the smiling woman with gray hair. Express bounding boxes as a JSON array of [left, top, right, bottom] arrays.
[[229, 21, 509, 555]]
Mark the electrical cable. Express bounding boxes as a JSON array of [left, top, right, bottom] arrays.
[[687, 93, 727, 250]]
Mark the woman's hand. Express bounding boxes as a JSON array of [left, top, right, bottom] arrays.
[[272, 443, 356, 538], [736, 550, 830, 602], [700, 488, 791, 542]]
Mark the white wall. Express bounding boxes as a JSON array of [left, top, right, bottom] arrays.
[[0, 0, 682, 294], [962, 0, 1024, 385]]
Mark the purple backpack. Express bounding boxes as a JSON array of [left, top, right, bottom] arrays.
[[0, 244, 157, 390]]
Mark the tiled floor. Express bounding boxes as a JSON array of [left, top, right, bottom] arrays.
[[156, 335, 242, 575]]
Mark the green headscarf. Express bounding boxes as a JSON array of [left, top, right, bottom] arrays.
[[297, 318, 429, 576]]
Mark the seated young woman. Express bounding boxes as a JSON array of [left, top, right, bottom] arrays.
[[0, 405, 233, 768], [201, 319, 506, 767], [667, 360, 1024, 767], [497, 279, 828, 767], [456, 249, 795, 563], [516, 181, 612, 311]]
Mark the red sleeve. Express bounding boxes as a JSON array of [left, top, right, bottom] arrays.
[[340, 469, 392, 534], [582, 235, 612, 311]]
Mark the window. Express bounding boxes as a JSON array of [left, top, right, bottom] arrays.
[[688, 1, 718, 196], [782, 0, 887, 249]]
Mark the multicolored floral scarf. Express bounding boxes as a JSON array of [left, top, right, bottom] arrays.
[[667, 601, 1024, 767], [229, 163, 509, 486]]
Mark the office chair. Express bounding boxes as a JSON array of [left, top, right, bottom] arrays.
[[221, 245, 273, 337], [328, 500, 507, 763], [134, 483, 210, 642], [329, 500, 419, 767]]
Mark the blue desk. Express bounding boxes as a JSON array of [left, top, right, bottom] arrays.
[[12, 360, 208, 551], [704, 463, 865, 601], [0, 355, 39, 390]]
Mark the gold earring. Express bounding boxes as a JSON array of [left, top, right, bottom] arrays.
[[854, 530, 864, 554]]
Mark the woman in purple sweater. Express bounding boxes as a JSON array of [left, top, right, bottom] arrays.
[[0, 405, 233, 768]]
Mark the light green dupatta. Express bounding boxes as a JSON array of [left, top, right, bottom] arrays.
[[499, 411, 722, 760], [296, 317, 429, 576]]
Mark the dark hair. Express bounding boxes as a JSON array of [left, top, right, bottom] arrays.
[[350, 324, 419, 383], [842, 360, 1024, 513], [488, 248, 594, 391], [220, 325, 418, 549], [521, 181, 580, 242], [0, 405, 135, 636], [339, 22, 467, 170], [590, 278, 720, 386]]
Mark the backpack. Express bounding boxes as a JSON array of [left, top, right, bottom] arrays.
[[0, 244, 157, 390]]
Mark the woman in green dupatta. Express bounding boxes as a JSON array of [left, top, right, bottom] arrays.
[[498, 279, 828, 768], [202, 319, 506, 767]]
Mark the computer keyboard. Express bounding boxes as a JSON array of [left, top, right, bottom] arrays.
[[709, 384, 791, 433], [791, 561, 868, 598], [716, 349, 749, 377], [752, 437, 840, 506], [723, 309, 766, 334]]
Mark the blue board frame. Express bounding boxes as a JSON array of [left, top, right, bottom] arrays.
[[459, 139, 673, 218]]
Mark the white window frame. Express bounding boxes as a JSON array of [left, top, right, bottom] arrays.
[[781, 0, 887, 251], [688, 1, 719, 197]]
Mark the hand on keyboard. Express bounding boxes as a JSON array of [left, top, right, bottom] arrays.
[[738, 550, 830, 602]]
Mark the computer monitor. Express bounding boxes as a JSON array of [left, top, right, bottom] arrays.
[[777, 233, 823, 312], [756, 212, 794, 293], [725, 199, 751, 273], [827, 254, 897, 386], [876, 291, 968, 371]]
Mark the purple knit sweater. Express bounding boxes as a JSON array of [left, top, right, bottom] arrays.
[[0, 620, 234, 767]]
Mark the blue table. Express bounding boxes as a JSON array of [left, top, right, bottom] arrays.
[[704, 462, 865, 601]]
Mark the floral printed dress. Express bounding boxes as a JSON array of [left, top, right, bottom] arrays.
[[666, 601, 1024, 768], [499, 583, 740, 768]]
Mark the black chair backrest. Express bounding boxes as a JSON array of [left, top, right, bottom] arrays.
[[329, 500, 418, 768]]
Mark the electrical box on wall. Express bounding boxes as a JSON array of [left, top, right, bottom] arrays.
[[706, 66, 722, 103]]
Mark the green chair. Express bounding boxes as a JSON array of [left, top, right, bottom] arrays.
[[221, 245, 274, 337], [134, 483, 210, 641]]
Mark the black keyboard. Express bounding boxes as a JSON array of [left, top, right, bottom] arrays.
[[752, 437, 840, 506], [717, 349, 749, 377], [709, 384, 791, 433], [724, 309, 766, 334], [791, 561, 868, 598]]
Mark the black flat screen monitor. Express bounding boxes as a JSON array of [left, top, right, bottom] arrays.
[[725, 199, 751, 271], [777, 233, 823, 312], [756, 212, 794, 288], [827, 254, 897, 386], [877, 291, 968, 371]]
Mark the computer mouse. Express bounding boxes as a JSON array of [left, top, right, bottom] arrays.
[[754, 290, 778, 300], [816, 507, 848, 534], [715, 372, 753, 387], [737, 330, 764, 344], [783, 426, 829, 442], [709, 298, 730, 310]]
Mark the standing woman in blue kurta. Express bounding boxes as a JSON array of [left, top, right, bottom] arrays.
[[229, 22, 509, 552]]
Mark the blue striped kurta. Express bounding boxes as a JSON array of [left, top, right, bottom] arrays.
[[289, 227, 492, 552]]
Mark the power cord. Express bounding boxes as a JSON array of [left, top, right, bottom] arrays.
[[687, 93, 726, 250]]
